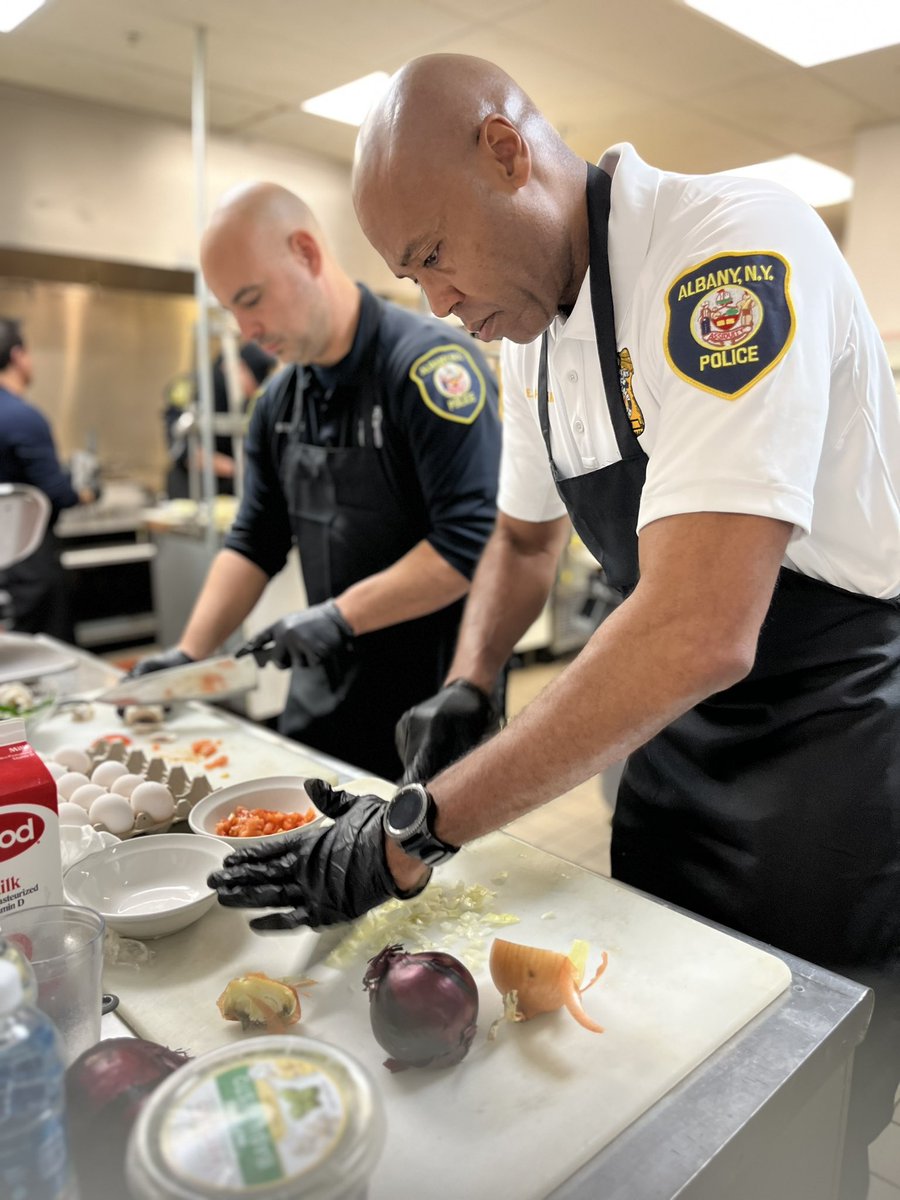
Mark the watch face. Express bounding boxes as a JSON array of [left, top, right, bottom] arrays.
[[389, 789, 425, 833]]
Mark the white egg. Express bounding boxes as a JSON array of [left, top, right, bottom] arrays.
[[69, 783, 108, 812], [56, 771, 90, 800], [129, 781, 175, 823], [44, 760, 67, 781], [89, 793, 135, 835], [57, 801, 91, 826], [110, 773, 144, 799], [91, 761, 129, 788], [52, 747, 92, 775]]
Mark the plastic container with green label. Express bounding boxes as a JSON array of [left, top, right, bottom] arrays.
[[125, 1036, 385, 1200]]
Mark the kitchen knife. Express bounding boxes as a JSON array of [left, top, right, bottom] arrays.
[[96, 654, 258, 706]]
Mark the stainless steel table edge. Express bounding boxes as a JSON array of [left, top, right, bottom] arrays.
[[541, 876, 873, 1200]]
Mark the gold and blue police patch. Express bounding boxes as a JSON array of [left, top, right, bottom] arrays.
[[408, 344, 487, 424], [663, 252, 795, 400]]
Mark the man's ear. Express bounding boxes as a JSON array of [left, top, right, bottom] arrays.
[[477, 115, 531, 189], [288, 230, 323, 275]]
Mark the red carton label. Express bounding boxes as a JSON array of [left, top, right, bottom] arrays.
[[0, 812, 47, 864], [0, 718, 63, 912]]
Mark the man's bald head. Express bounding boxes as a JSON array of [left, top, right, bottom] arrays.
[[200, 182, 357, 365], [352, 54, 588, 344], [201, 182, 322, 278], [354, 55, 546, 203]]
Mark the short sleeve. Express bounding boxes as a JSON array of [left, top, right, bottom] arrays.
[[389, 329, 502, 580], [637, 186, 840, 536]]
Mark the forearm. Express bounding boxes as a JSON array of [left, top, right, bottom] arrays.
[[445, 514, 570, 693], [178, 548, 268, 659], [428, 512, 792, 849], [334, 540, 470, 636]]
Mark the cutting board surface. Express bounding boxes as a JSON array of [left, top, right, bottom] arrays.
[[105, 833, 791, 1200], [31, 703, 341, 787]]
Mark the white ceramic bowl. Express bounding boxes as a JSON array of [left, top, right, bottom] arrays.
[[187, 775, 323, 849], [63, 833, 227, 939]]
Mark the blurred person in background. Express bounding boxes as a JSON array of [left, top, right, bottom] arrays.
[[0, 317, 98, 643], [163, 341, 277, 499], [129, 184, 502, 781]]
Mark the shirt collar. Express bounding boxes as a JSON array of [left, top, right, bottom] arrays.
[[309, 283, 378, 393], [601, 142, 661, 328], [548, 144, 659, 347]]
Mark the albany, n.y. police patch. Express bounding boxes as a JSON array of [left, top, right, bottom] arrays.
[[664, 251, 795, 400], [408, 344, 487, 424]]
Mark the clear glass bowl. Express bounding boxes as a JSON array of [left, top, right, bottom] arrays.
[[0, 675, 59, 735]]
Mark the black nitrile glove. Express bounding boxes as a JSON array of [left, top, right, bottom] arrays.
[[127, 647, 194, 679], [207, 779, 430, 932], [116, 647, 194, 717], [237, 601, 355, 691], [396, 678, 501, 784]]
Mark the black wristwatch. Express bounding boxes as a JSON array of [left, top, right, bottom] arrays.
[[382, 783, 460, 867]]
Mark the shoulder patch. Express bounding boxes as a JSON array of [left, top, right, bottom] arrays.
[[663, 251, 795, 400], [408, 343, 487, 424]]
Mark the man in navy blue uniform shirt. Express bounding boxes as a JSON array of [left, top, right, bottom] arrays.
[[0, 318, 97, 641], [130, 184, 501, 780]]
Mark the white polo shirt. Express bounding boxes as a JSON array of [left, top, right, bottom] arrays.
[[498, 143, 900, 598]]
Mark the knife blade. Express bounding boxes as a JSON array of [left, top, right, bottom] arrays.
[[97, 654, 259, 706]]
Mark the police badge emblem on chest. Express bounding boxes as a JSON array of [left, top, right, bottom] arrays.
[[663, 252, 795, 400]]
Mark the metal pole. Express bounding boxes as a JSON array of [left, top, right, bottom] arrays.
[[191, 24, 218, 555]]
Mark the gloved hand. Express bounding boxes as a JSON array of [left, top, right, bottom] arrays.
[[396, 678, 501, 784], [126, 646, 194, 679], [236, 600, 355, 691], [207, 779, 430, 932], [116, 647, 194, 717]]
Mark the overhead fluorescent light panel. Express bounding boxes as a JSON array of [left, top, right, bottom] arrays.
[[682, 0, 900, 66], [301, 72, 391, 127], [722, 154, 853, 208], [0, 0, 45, 32]]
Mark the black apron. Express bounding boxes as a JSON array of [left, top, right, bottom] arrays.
[[277, 314, 463, 782], [539, 163, 900, 974]]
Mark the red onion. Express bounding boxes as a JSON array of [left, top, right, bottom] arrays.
[[363, 943, 479, 1072], [66, 1038, 190, 1195]]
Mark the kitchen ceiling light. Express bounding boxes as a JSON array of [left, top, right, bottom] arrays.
[[0, 0, 45, 32], [721, 154, 853, 209], [682, 0, 900, 66], [300, 71, 391, 127]]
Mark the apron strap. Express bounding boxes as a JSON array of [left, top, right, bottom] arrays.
[[586, 163, 643, 461], [537, 165, 646, 473]]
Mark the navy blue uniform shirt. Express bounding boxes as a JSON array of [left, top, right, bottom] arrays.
[[225, 285, 501, 584], [0, 386, 78, 519]]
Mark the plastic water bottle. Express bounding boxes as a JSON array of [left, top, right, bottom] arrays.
[[0, 959, 78, 1200]]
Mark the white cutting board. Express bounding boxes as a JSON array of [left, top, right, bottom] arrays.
[[30, 704, 341, 787], [104, 832, 791, 1200]]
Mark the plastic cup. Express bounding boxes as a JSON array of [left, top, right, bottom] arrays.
[[0, 904, 105, 1066]]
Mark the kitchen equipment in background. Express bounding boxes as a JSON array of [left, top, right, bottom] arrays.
[[0, 632, 76, 684], [56, 479, 158, 654], [0, 483, 50, 570]]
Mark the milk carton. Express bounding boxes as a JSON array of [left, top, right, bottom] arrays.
[[0, 718, 63, 913]]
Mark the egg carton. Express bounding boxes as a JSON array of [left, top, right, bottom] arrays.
[[85, 737, 215, 839]]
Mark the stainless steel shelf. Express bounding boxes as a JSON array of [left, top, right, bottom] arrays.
[[61, 542, 156, 570]]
